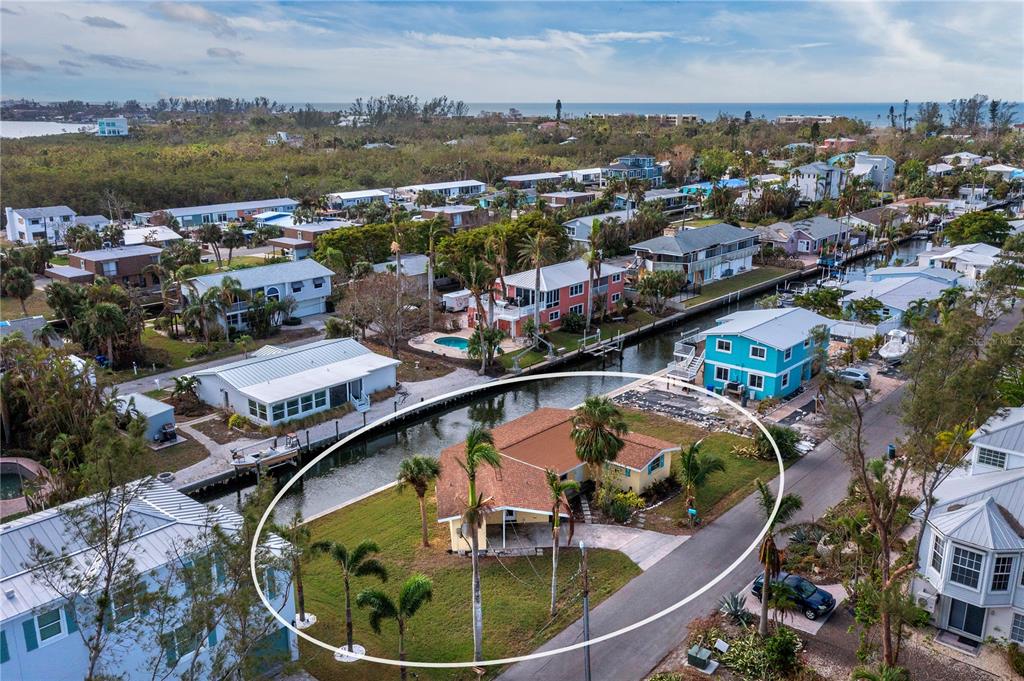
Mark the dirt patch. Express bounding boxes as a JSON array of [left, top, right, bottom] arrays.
[[276, 326, 323, 344], [190, 417, 262, 444], [140, 438, 209, 475]]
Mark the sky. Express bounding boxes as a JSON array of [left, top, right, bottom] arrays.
[[1, 1, 1021, 104]]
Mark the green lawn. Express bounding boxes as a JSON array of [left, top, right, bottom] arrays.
[[683, 267, 790, 308], [621, 409, 779, 532], [139, 437, 209, 475], [106, 328, 241, 382], [500, 309, 658, 370], [1, 289, 53, 320], [301, 487, 640, 681]]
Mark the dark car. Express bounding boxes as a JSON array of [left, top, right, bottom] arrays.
[[751, 571, 836, 621]]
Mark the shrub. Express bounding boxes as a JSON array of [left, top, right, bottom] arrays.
[[720, 629, 803, 681], [188, 343, 211, 359], [608, 498, 633, 523], [648, 674, 684, 681], [560, 311, 585, 333], [719, 591, 753, 626], [686, 614, 726, 649], [227, 413, 254, 431], [1008, 643, 1024, 676], [755, 397, 779, 415], [762, 627, 801, 677], [282, 317, 302, 326]]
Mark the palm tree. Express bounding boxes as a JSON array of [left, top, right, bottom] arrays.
[[457, 426, 502, 662], [2, 266, 34, 314], [423, 218, 446, 331], [197, 223, 223, 267], [466, 325, 506, 375], [455, 259, 496, 331], [545, 469, 579, 616], [309, 540, 388, 654], [356, 574, 434, 681], [850, 664, 910, 681], [570, 396, 627, 480], [582, 221, 604, 334], [89, 301, 126, 365], [485, 227, 512, 327], [753, 478, 803, 636], [170, 375, 201, 407], [221, 223, 247, 264], [271, 511, 313, 627], [215, 275, 246, 324], [517, 232, 555, 343], [676, 441, 726, 527], [397, 455, 442, 548]]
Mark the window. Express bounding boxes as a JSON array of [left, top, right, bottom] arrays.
[[102, 261, 118, 277], [286, 399, 300, 417], [647, 454, 665, 475], [716, 339, 732, 353], [781, 372, 790, 389], [612, 273, 621, 283], [977, 448, 1007, 469], [1, 630, 8, 664], [1012, 614, 1024, 644], [611, 292, 621, 303], [248, 400, 267, 421], [313, 277, 325, 289], [931, 536, 945, 572], [314, 391, 327, 409], [163, 623, 200, 666], [266, 286, 280, 302], [291, 281, 303, 294], [715, 366, 730, 382], [272, 403, 284, 421], [750, 345, 767, 360], [784, 347, 793, 362], [803, 338, 811, 348], [248, 399, 259, 418], [544, 289, 561, 309], [992, 556, 1014, 592], [301, 394, 313, 412], [549, 310, 561, 322], [569, 304, 584, 315], [112, 587, 138, 624], [569, 283, 584, 297], [949, 546, 983, 588], [748, 374, 764, 391], [36, 608, 64, 642]]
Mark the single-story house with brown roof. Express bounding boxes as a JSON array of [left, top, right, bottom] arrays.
[[435, 407, 677, 552]]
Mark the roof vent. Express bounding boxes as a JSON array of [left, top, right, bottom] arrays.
[[4, 589, 15, 600]]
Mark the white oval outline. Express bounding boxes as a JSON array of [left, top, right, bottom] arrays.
[[252, 371, 784, 669]]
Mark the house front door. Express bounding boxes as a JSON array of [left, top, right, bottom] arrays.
[[947, 598, 985, 639]]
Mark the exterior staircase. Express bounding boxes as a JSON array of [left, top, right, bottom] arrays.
[[667, 340, 705, 382], [352, 395, 371, 413]]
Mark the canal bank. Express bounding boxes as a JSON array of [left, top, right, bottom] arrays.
[[195, 239, 931, 517]]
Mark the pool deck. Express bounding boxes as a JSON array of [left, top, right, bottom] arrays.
[[409, 328, 522, 359], [0, 457, 51, 518]]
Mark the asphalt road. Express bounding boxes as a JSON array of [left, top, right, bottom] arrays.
[[497, 303, 1021, 681]]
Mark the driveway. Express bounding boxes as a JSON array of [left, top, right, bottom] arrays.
[[496, 303, 1021, 681], [574, 525, 688, 572]]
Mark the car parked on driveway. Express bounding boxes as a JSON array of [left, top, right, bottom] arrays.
[[751, 571, 836, 620], [830, 367, 871, 389]]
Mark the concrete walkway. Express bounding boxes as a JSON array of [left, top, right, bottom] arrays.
[[574, 524, 688, 572], [168, 414, 261, 485]]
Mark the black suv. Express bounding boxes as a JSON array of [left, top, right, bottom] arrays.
[[751, 571, 836, 621]]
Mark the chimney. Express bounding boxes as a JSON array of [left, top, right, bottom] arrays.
[[663, 226, 679, 237]]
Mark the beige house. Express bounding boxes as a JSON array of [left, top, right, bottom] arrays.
[[435, 408, 676, 552]]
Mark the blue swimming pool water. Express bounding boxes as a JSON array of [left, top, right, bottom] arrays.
[[434, 336, 469, 350]]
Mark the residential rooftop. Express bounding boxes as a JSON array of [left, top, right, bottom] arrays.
[[188, 258, 332, 291], [709, 307, 834, 349], [72, 244, 163, 261], [502, 258, 624, 292]]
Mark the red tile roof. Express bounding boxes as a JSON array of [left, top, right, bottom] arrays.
[[435, 408, 676, 521]]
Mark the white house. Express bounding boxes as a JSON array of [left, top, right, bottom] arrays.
[[940, 151, 992, 168], [563, 210, 630, 248], [917, 242, 1002, 281], [4, 206, 77, 244], [95, 116, 129, 137], [190, 338, 399, 423], [789, 162, 846, 201], [911, 408, 1024, 648], [559, 167, 605, 186], [849, 153, 896, 191], [326, 189, 392, 209], [396, 180, 486, 201], [502, 172, 563, 189], [0, 480, 297, 680], [839, 276, 951, 324], [133, 199, 298, 229], [927, 162, 955, 177], [983, 164, 1022, 182], [183, 259, 333, 329], [123, 226, 183, 247]]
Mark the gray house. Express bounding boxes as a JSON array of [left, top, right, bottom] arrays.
[[631, 223, 759, 286], [911, 407, 1024, 649], [755, 216, 851, 256], [116, 392, 176, 443]]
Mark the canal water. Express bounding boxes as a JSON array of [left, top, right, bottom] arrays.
[[200, 240, 929, 519]]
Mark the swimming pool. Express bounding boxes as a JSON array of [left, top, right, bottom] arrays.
[[434, 336, 469, 350]]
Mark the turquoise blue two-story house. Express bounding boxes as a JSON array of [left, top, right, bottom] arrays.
[[702, 307, 834, 401]]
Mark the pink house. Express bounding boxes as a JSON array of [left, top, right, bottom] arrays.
[[467, 259, 626, 337]]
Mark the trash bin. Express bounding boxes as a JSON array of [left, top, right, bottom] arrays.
[[887, 443, 896, 460], [706, 385, 714, 394], [741, 392, 749, 408]]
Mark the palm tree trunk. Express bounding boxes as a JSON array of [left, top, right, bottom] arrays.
[[550, 521, 560, 616], [295, 558, 306, 622], [399, 620, 407, 681], [758, 563, 771, 637], [585, 263, 594, 333], [344, 576, 354, 651], [418, 494, 430, 547], [470, 527, 484, 661], [533, 263, 541, 340], [106, 337, 115, 366], [427, 251, 435, 331]]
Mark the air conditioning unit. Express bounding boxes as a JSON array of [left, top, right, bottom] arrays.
[[916, 592, 937, 613]]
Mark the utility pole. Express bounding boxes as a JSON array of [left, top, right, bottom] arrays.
[[580, 541, 592, 681]]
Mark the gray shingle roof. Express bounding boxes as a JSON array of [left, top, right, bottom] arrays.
[[631, 223, 755, 255], [11, 206, 75, 219], [188, 259, 332, 292]]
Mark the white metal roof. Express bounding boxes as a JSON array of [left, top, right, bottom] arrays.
[[502, 172, 563, 182], [192, 338, 398, 401], [397, 180, 485, 192], [930, 497, 1024, 551], [373, 254, 429, 277], [135, 198, 297, 219], [710, 307, 834, 349], [73, 244, 163, 261], [0, 481, 260, 620], [188, 259, 332, 292], [840, 276, 949, 312], [328, 189, 391, 200], [971, 407, 1024, 454], [123, 226, 183, 245], [502, 258, 625, 292]]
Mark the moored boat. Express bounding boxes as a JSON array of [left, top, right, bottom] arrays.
[[230, 434, 301, 470]]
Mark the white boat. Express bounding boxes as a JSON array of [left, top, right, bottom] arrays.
[[878, 329, 912, 361], [230, 434, 301, 470]]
